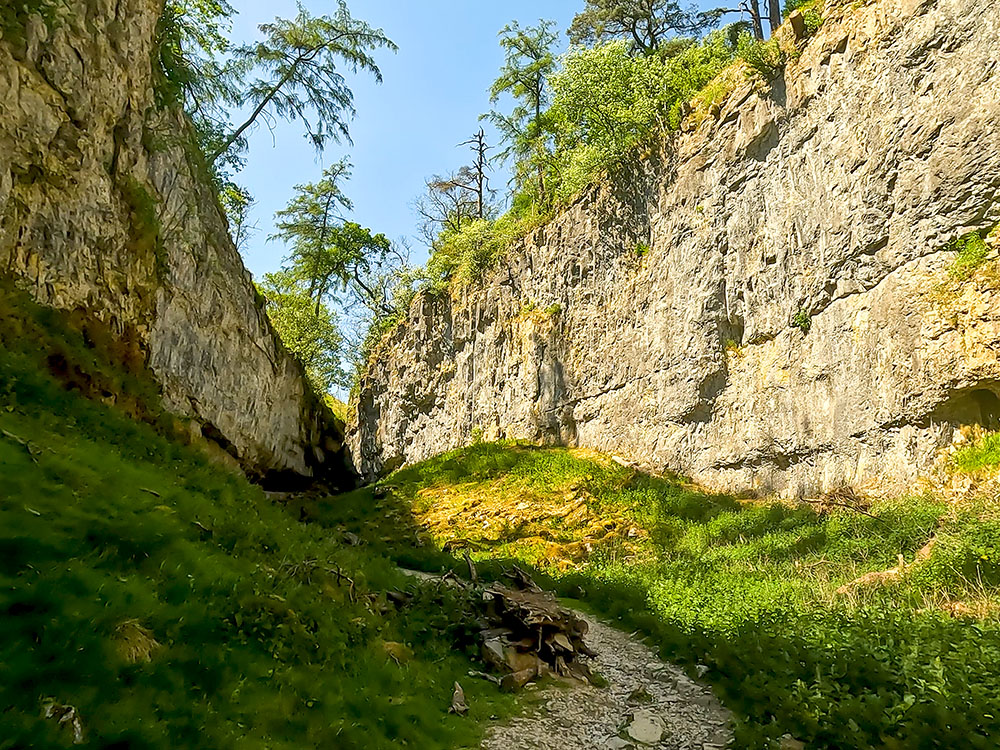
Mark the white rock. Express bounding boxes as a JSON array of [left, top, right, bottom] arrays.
[[626, 710, 665, 745]]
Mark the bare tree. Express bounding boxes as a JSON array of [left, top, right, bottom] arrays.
[[458, 128, 493, 220], [414, 173, 480, 247]]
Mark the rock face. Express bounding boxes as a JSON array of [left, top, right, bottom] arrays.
[[0, 2, 351, 485], [354, 0, 1000, 496]]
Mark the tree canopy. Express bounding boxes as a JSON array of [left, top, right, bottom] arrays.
[[567, 0, 719, 54], [257, 270, 348, 393], [210, 2, 396, 163], [483, 20, 559, 206]]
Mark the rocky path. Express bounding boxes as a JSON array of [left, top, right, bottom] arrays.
[[480, 611, 732, 750]]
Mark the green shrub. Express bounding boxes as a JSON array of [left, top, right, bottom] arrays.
[[783, 0, 822, 17], [548, 31, 736, 203], [792, 308, 812, 332], [948, 231, 990, 280], [426, 208, 550, 287], [952, 431, 1000, 472], [737, 33, 787, 80], [801, 8, 825, 35]]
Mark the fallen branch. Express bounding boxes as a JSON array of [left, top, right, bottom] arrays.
[[802, 497, 885, 524], [1, 429, 38, 463], [836, 538, 936, 595]]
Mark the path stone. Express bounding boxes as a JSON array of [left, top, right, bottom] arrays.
[[480, 612, 732, 750]]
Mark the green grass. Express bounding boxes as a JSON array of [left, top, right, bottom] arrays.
[[0, 288, 514, 749], [948, 231, 991, 281], [953, 431, 1000, 473], [324, 442, 1000, 749]]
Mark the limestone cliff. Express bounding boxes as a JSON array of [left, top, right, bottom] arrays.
[[0, 2, 352, 485], [354, 0, 1000, 496]]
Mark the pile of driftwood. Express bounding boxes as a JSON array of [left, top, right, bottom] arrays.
[[472, 566, 597, 692]]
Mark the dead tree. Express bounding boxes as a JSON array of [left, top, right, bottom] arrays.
[[459, 128, 492, 220]]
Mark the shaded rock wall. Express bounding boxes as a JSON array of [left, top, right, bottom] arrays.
[[354, 0, 1000, 496], [0, 1, 352, 485]]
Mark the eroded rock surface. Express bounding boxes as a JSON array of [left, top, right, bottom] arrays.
[[354, 0, 1000, 496], [0, 3, 350, 483]]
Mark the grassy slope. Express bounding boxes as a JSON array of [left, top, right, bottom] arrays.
[[0, 288, 513, 749], [318, 442, 1000, 750]]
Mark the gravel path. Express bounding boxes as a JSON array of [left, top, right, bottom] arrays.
[[480, 611, 732, 750]]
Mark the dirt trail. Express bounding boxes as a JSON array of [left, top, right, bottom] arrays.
[[480, 611, 732, 750]]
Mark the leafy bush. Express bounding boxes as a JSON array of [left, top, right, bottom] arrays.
[[257, 270, 348, 394], [548, 31, 736, 202], [948, 231, 990, 280], [425, 207, 551, 287], [952, 430, 1000, 473], [737, 33, 787, 80], [801, 8, 825, 35]]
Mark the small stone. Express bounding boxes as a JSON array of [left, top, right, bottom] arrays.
[[626, 710, 665, 745], [780, 735, 807, 750], [500, 667, 536, 693], [605, 738, 634, 750]]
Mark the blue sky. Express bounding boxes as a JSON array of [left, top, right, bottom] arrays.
[[231, 0, 581, 277]]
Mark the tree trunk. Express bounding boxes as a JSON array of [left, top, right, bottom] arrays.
[[767, 0, 782, 35], [748, 0, 765, 40]]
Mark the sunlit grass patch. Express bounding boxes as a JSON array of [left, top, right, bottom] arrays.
[[953, 430, 1000, 473], [353, 441, 1000, 749]]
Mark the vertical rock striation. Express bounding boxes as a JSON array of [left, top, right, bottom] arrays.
[[354, 0, 1000, 496], [0, 1, 352, 485]]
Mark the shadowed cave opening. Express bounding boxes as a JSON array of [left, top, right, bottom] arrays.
[[930, 387, 1000, 432]]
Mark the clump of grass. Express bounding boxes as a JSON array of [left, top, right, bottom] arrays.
[[345, 442, 1000, 749], [948, 231, 990, 280], [737, 34, 787, 80], [952, 430, 1000, 473], [792, 308, 812, 332]]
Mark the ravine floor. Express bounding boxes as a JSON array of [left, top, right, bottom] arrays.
[[480, 611, 732, 750]]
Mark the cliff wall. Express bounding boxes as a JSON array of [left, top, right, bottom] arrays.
[[0, 1, 351, 485], [354, 0, 1000, 496]]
